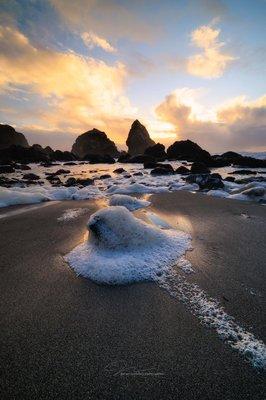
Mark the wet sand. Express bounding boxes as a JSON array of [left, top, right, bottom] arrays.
[[0, 193, 265, 399]]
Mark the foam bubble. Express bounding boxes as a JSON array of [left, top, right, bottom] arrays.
[[66, 206, 191, 285], [109, 194, 150, 211]]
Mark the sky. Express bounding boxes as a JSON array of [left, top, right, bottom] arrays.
[[0, 0, 266, 153]]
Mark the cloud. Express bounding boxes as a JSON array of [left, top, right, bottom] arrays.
[[50, 0, 158, 43], [155, 88, 266, 152], [82, 31, 116, 53], [187, 24, 236, 78], [0, 25, 137, 145]]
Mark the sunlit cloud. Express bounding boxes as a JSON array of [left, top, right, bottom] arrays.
[[187, 24, 236, 78], [0, 25, 137, 144], [155, 88, 266, 152], [82, 31, 117, 53]]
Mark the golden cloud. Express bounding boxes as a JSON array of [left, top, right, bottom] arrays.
[[0, 25, 137, 144], [82, 31, 117, 53], [187, 24, 236, 78], [155, 88, 266, 152]]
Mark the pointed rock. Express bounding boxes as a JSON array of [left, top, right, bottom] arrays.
[[126, 120, 155, 155]]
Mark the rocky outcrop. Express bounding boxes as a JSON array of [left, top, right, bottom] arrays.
[[0, 124, 29, 150], [167, 139, 212, 164], [126, 120, 155, 155], [144, 143, 166, 160], [71, 128, 119, 159]]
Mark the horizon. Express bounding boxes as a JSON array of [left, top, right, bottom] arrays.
[[0, 0, 266, 153]]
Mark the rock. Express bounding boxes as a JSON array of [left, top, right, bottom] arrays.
[[224, 176, 235, 182], [218, 152, 266, 168], [126, 120, 155, 155], [133, 172, 143, 176], [63, 162, 77, 166], [99, 174, 111, 180], [175, 166, 190, 174], [0, 124, 29, 150], [40, 162, 55, 167], [72, 128, 119, 159], [15, 164, 31, 170], [0, 145, 49, 163], [190, 162, 210, 174], [65, 177, 77, 186], [113, 168, 126, 174], [167, 139, 213, 164], [128, 155, 156, 164], [151, 164, 175, 176], [144, 143, 167, 160], [76, 178, 94, 186], [242, 187, 265, 197], [117, 152, 130, 163], [83, 154, 115, 164], [0, 165, 15, 173], [143, 161, 159, 169], [229, 169, 257, 175], [235, 176, 266, 184], [53, 169, 70, 176], [51, 150, 76, 162], [186, 173, 224, 190], [23, 173, 40, 180], [46, 175, 62, 184]]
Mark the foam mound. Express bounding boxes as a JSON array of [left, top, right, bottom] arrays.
[[66, 206, 191, 285], [109, 194, 150, 211]]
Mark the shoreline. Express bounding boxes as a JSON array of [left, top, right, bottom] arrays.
[[1, 192, 265, 399]]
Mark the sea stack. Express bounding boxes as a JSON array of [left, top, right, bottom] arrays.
[[71, 128, 119, 159], [0, 124, 29, 149], [126, 120, 155, 155]]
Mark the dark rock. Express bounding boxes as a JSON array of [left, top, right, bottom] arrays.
[[229, 169, 257, 175], [175, 166, 190, 174], [186, 173, 224, 190], [0, 145, 49, 163], [0, 124, 29, 150], [65, 177, 77, 186], [123, 174, 132, 178], [224, 176, 235, 182], [144, 143, 166, 160], [53, 169, 70, 175], [0, 165, 15, 173], [63, 162, 77, 166], [117, 153, 131, 163], [128, 155, 156, 164], [113, 168, 126, 174], [218, 152, 266, 168], [133, 172, 143, 176], [190, 162, 210, 174], [235, 176, 266, 184], [151, 164, 175, 176], [76, 178, 94, 186], [51, 150, 76, 162], [46, 175, 62, 184], [23, 173, 40, 180], [167, 139, 213, 164], [126, 120, 155, 155], [72, 128, 119, 159], [99, 174, 111, 180], [15, 164, 31, 170], [83, 154, 115, 164], [143, 161, 159, 169], [40, 162, 55, 168]]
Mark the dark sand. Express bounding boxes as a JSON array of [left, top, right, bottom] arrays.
[[0, 193, 265, 399]]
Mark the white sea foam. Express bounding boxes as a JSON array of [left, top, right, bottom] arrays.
[[106, 182, 169, 195], [66, 206, 191, 285], [207, 190, 230, 198], [109, 194, 150, 211], [158, 272, 266, 370], [57, 208, 88, 221]]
